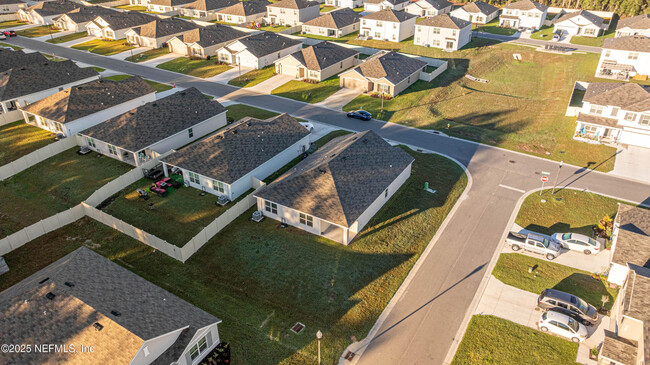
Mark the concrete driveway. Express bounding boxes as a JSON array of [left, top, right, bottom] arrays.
[[248, 74, 293, 92], [613, 144, 650, 183], [207, 65, 252, 83], [314, 88, 362, 111]]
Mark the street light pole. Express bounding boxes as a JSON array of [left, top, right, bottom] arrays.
[[316, 330, 322, 365], [552, 160, 563, 195]]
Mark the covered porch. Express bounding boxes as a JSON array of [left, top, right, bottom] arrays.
[[597, 61, 634, 81], [21, 111, 64, 135], [499, 15, 520, 29], [573, 113, 621, 146], [82, 135, 155, 166]]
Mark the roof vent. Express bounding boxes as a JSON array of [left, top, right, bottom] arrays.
[[110, 310, 121, 317], [64, 282, 74, 287], [45, 292, 56, 300], [93, 322, 104, 331], [152, 103, 158, 107], [39, 277, 50, 284]]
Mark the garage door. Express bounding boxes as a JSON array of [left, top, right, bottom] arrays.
[[341, 77, 368, 92], [88, 28, 102, 37], [277, 64, 299, 78], [238, 55, 258, 69]]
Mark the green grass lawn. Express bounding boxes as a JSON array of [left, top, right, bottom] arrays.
[[320, 4, 336, 11], [0, 120, 54, 165], [493, 253, 617, 310], [476, 19, 517, 36], [46, 31, 87, 44], [295, 30, 359, 42], [72, 38, 134, 55], [352, 6, 364, 12], [16, 25, 60, 38], [453, 315, 579, 365], [570, 30, 616, 47], [0, 20, 26, 28], [225, 104, 279, 122], [228, 66, 275, 87], [0, 145, 467, 364], [126, 47, 170, 62], [257, 25, 290, 32], [529, 26, 554, 41], [156, 57, 232, 78], [271, 77, 340, 103], [103, 74, 173, 92], [0, 42, 22, 50], [0, 148, 131, 239], [115, 4, 147, 11]]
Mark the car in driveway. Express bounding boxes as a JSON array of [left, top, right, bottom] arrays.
[[538, 310, 588, 343], [346, 110, 372, 121], [3, 30, 17, 37], [537, 288, 599, 326], [505, 232, 561, 260], [0, 33, 6, 40], [551, 232, 601, 254]]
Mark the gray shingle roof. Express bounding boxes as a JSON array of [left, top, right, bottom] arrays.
[[417, 14, 471, 29], [617, 14, 650, 31], [0, 60, 98, 101], [583, 82, 650, 112], [576, 112, 619, 128], [134, 17, 199, 39], [216, 0, 270, 16], [348, 51, 426, 84], [0, 247, 220, 365], [623, 265, 650, 320], [22, 77, 155, 124], [56, 5, 117, 24], [0, 48, 48, 73], [0, 0, 25, 5], [255, 130, 414, 227], [461, 0, 499, 14], [148, 0, 194, 6], [603, 35, 650, 52], [365, 0, 409, 5], [303, 7, 360, 29], [503, 0, 547, 11], [413, 0, 453, 10], [288, 41, 359, 71], [362, 8, 416, 22], [233, 32, 302, 58], [96, 11, 157, 31], [601, 330, 638, 365], [27, 0, 82, 17], [554, 10, 603, 28], [163, 113, 309, 184], [178, 25, 248, 48], [267, 0, 319, 9], [611, 204, 650, 267], [184, 0, 238, 11], [82, 88, 225, 152], [617, 203, 650, 237]]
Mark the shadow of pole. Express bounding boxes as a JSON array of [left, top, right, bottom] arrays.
[[554, 150, 622, 194]]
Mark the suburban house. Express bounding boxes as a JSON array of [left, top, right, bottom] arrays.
[[553, 10, 605, 38], [301, 7, 360, 38], [216, 31, 302, 69], [179, 0, 239, 19], [0, 247, 223, 365], [53, 6, 117, 32], [147, 0, 193, 13], [275, 41, 359, 82], [86, 11, 156, 39], [168, 25, 248, 58], [79, 88, 227, 167], [125, 17, 199, 48], [572, 82, 650, 148], [450, 0, 499, 24], [17, 0, 81, 24], [0, 0, 25, 19], [596, 35, 650, 81], [405, 0, 453, 18], [20, 77, 156, 137], [414, 14, 472, 51], [499, 0, 547, 30], [162, 113, 311, 200], [0, 48, 48, 73], [599, 204, 650, 365], [363, 0, 410, 13], [360, 9, 417, 42], [323, 0, 363, 10], [213, 0, 270, 24], [0, 60, 99, 125], [616, 14, 650, 38], [339, 51, 427, 97], [266, 0, 320, 26], [254, 130, 414, 245]]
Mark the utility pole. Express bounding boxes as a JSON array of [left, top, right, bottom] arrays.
[[552, 161, 563, 195]]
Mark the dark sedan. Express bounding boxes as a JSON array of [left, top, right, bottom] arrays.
[[3, 30, 17, 37], [346, 110, 372, 121]]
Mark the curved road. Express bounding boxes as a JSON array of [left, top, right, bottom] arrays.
[[6, 36, 648, 365]]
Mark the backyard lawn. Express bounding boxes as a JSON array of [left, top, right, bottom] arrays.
[[114, 4, 147, 11], [46, 31, 87, 44], [475, 20, 517, 36], [103, 74, 173, 92], [228, 66, 275, 87], [0, 148, 131, 239], [225, 103, 279, 122], [257, 25, 290, 32], [156, 57, 232, 78], [452, 315, 579, 365], [126, 47, 171, 62], [0, 121, 54, 165], [0, 20, 26, 28], [72, 38, 134, 55], [271, 77, 340, 103], [295, 30, 359, 42], [570, 31, 616, 47], [16, 25, 59, 38], [529, 26, 554, 41], [492, 253, 617, 310], [320, 4, 336, 11]]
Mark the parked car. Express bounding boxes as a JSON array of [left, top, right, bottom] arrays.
[[3, 30, 17, 37], [537, 288, 599, 326], [505, 232, 561, 260], [0, 33, 6, 40], [551, 232, 601, 255], [538, 309, 588, 342], [347, 110, 372, 121]]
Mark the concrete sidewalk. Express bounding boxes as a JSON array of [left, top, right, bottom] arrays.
[[248, 74, 293, 93], [314, 88, 362, 111], [106, 47, 150, 60], [57, 36, 95, 47], [206, 66, 251, 83], [137, 53, 178, 67]]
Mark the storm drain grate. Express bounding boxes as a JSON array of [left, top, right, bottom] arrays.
[[290, 322, 305, 334]]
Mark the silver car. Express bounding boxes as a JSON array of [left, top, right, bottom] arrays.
[[551, 233, 601, 255]]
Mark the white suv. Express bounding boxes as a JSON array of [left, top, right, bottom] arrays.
[[538, 310, 588, 342]]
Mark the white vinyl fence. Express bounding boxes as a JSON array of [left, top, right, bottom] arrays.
[[0, 136, 80, 181]]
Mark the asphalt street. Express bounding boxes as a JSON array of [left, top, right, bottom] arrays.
[[5, 36, 648, 365], [473, 31, 603, 53]]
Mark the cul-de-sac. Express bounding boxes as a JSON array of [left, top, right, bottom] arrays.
[[0, 0, 649, 364]]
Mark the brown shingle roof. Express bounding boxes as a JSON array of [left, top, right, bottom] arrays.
[[178, 25, 248, 48], [623, 265, 650, 320], [348, 51, 426, 84], [303, 7, 360, 29], [163, 114, 309, 184], [417, 14, 471, 29], [22, 77, 155, 124], [461, 0, 499, 15], [134, 17, 199, 39], [95, 11, 156, 31], [288, 41, 359, 70], [413, 0, 453, 11], [27, 0, 82, 17], [601, 330, 638, 365], [554, 10, 604, 28], [0, 48, 47, 73], [617, 203, 650, 237], [603, 35, 650, 52], [184, 0, 238, 11], [362, 8, 416, 22], [503, 0, 547, 12], [255, 130, 414, 227], [611, 204, 650, 268], [617, 14, 650, 31], [267, 0, 319, 9], [583, 82, 650, 112], [216, 0, 270, 16], [576, 112, 619, 128]]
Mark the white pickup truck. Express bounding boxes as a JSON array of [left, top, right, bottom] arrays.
[[505, 232, 561, 260]]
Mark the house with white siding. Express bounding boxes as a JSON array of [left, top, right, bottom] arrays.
[[450, 0, 499, 24], [266, 0, 320, 26], [17, 0, 81, 24], [301, 7, 360, 38], [254, 130, 414, 245], [216, 31, 302, 69], [405, 0, 453, 18], [0, 247, 223, 365], [615, 14, 650, 38], [499, 0, 547, 30], [178, 0, 238, 19], [168, 25, 248, 58], [275, 41, 359, 81], [0, 0, 26, 19], [213, 0, 270, 24], [363, 0, 409, 13], [53, 6, 117, 32], [360, 9, 416, 42], [79, 88, 227, 167], [162, 113, 310, 200], [86, 11, 156, 39], [21, 77, 156, 137], [596, 35, 650, 81], [147, 0, 193, 13], [125, 17, 199, 48], [414, 14, 472, 51], [553, 10, 605, 38], [324, 0, 363, 9]]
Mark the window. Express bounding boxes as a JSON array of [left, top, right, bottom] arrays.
[[55, 123, 63, 133], [433, 27, 440, 34], [374, 32, 381, 38], [624, 112, 637, 121], [417, 26, 421, 32], [584, 28, 595, 35], [557, 302, 569, 309], [189, 336, 208, 361], [378, 84, 389, 94], [308, 70, 319, 79], [362, 19, 366, 25], [213, 180, 225, 193], [393, 23, 396, 29], [604, 50, 611, 57], [628, 52, 639, 60], [107, 145, 117, 155], [452, 30, 457, 36], [377, 21, 382, 26], [299, 213, 313, 227], [583, 124, 598, 134], [188, 128, 194, 138], [640, 114, 650, 126], [392, 34, 396, 40], [280, 9, 285, 14], [86, 137, 96, 148], [105, 30, 114, 39], [265, 201, 278, 214], [610, 107, 619, 117], [415, 37, 419, 43], [189, 172, 200, 184], [432, 39, 440, 46], [589, 105, 603, 115]]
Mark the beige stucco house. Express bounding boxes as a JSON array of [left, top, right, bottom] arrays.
[[147, 0, 193, 13], [275, 41, 359, 81]]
